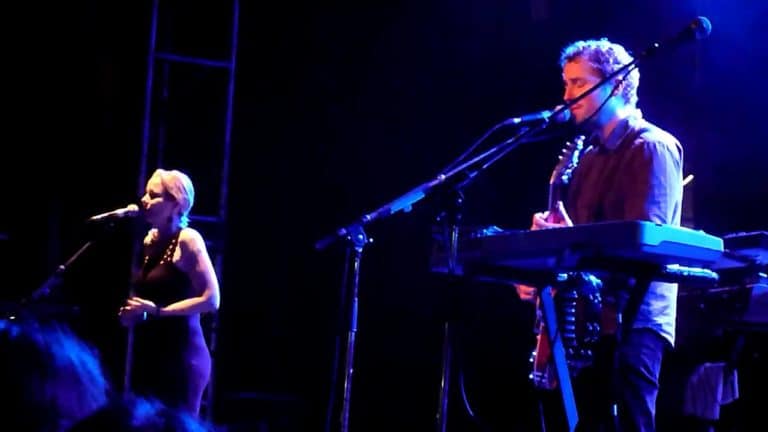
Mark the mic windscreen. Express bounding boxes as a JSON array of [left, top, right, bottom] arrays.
[[551, 105, 571, 124], [125, 204, 140, 215], [679, 16, 712, 42], [692, 16, 712, 40]]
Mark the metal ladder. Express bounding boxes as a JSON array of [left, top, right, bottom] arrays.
[[134, 0, 240, 422]]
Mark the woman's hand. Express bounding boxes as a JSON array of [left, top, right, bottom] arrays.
[[118, 297, 159, 327]]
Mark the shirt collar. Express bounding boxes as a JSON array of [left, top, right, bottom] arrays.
[[589, 108, 643, 152]]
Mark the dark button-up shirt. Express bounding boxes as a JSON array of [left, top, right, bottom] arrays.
[[566, 111, 683, 345]]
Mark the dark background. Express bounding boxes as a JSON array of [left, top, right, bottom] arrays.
[[3, 0, 767, 431]]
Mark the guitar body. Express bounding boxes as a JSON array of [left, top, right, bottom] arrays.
[[529, 273, 603, 389], [530, 297, 556, 389], [527, 135, 603, 390]]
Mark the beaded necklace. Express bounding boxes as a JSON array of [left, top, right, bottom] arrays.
[[143, 232, 179, 269]]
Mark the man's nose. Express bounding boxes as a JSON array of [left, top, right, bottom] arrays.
[[563, 87, 574, 102]]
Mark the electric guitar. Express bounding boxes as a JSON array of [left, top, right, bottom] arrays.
[[528, 135, 602, 390]]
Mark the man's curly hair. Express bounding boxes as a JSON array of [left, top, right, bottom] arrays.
[[560, 38, 639, 107]]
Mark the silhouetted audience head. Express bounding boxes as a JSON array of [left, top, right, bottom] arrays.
[[69, 394, 217, 432], [0, 318, 110, 431]]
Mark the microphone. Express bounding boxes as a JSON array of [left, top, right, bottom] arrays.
[[505, 106, 571, 125], [642, 16, 712, 57], [677, 16, 712, 42], [88, 204, 140, 222]]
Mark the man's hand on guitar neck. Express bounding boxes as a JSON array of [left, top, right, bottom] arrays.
[[515, 200, 573, 303], [532, 200, 573, 229], [515, 283, 538, 303]]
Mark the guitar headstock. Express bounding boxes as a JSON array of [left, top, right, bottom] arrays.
[[549, 135, 586, 187]]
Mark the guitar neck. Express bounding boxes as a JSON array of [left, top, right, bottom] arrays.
[[546, 135, 584, 220], [547, 182, 564, 221]]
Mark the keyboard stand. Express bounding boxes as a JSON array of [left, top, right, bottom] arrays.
[[539, 285, 578, 432]]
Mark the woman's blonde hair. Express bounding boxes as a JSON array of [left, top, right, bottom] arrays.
[[151, 168, 195, 228]]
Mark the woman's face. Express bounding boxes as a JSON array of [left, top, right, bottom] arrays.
[[140, 175, 177, 226]]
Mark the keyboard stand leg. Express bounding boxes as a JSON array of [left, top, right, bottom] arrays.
[[539, 285, 579, 432]]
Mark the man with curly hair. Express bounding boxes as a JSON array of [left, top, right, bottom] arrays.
[[516, 38, 683, 432]]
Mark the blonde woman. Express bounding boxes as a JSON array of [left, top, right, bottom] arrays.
[[119, 168, 220, 416]]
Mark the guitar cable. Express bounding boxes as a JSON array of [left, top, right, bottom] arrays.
[[455, 323, 495, 432]]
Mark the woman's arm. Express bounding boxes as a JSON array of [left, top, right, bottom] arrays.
[[155, 227, 220, 316]]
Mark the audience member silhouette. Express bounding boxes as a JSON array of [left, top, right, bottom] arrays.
[[0, 318, 111, 431], [69, 394, 218, 432]]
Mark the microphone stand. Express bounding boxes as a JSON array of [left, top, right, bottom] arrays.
[[10, 216, 128, 320], [28, 240, 94, 303], [6, 240, 93, 321], [434, 187, 464, 432], [316, 125, 548, 432], [322, 223, 368, 432]]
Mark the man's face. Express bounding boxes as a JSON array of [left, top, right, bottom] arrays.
[[562, 58, 615, 126]]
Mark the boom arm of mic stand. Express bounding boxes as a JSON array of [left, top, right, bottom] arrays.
[[26, 240, 95, 303], [22, 216, 129, 305], [314, 126, 548, 251]]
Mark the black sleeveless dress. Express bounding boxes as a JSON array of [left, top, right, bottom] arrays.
[[130, 231, 211, 415]]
